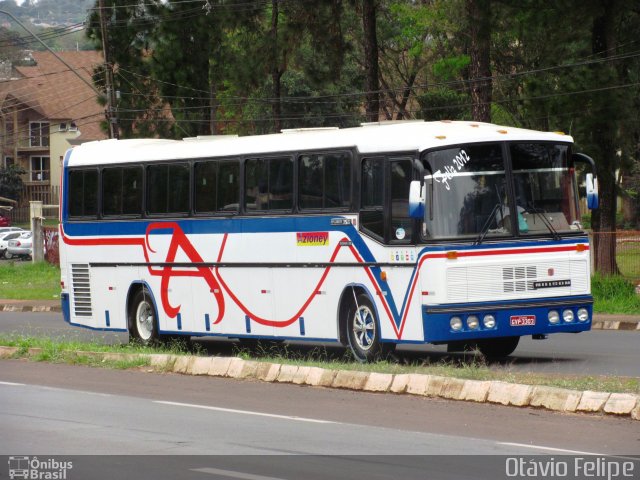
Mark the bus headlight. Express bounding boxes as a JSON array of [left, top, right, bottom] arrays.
[[450, 316, 463, 331], [563, 309, 574, 323], [466, 315, 479, 330], [548, 310, 560, 324], [483, 314, 496, 329], [577, 308, 589, 322]]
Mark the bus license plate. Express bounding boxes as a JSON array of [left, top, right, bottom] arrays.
[[510, 315, 536, 326]]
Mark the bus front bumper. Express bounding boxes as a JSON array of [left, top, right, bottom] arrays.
[[423, 296, 593, 343]]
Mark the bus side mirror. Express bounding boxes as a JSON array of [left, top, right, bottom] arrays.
[[572, 153, 598, 210], [409, 180, 425, 218], [585, 173, 599, 210]]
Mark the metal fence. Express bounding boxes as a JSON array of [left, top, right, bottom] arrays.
[[591, 230, 640, 282], [43, 226, 59, 265]]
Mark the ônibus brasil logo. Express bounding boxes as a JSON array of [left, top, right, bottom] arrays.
[[8, 456, 73, 480]]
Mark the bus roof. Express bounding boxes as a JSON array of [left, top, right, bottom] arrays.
[[66, 121, 573, 166]]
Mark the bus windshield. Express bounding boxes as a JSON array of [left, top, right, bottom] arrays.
[[421, 142, 581, 241]]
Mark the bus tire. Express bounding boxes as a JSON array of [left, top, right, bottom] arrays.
[[346, 293, 392, 362], [477, 336, 520, 358], [129, 287, 159, 346]]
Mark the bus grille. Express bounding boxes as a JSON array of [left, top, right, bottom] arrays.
[[446, 260, 588, 302], [502, 266, 537, 293], [71, 264, 92, 317]]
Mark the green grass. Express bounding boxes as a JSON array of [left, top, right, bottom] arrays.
[[0, 335, 194, 370], [0, 261, 60, 300], [592, 273, 640, 315], [1, 335, 637, 394]]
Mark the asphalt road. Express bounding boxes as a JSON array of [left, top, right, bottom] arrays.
[[0, 311, 638, 377], [1, 361, 639, 480]]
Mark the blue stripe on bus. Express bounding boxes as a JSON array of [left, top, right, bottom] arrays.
[[105, 310, 110, 327], [245, 315, 251, 333], [205, 314, 211, 332], [177, 312, 182, 330], [299, 317, 305, 336]]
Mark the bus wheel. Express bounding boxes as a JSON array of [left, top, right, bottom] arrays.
[[129, 288, 158, 345], [477, 336, 520, 358], [346, 293, 391, 362]]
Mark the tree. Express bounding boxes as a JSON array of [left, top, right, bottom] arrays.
[[362, 0, 380, 122], [465, 0, 491, 122], [583, 0, 626, 275], [86, 0, 172, 138], [0, 165, 25, 202]]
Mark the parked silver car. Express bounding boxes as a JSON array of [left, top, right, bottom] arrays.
[[7, 231, 33, 260], [0, 230, 24, 259]]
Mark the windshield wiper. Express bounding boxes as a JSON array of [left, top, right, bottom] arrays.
[[474, 203, 503, 245], [526, 208, 561, 241]]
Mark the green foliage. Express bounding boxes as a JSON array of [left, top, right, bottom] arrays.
[[0, 165, 25, 202], [417, 89, 470, 121], [591, 274, 640, 315], [432, 55, 470, 82]]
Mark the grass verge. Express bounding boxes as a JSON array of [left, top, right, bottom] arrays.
[[1, 335, 638, 395], [592, 273, 640, 315], [0, 261, 60, 300], [0, 335, 193, 370]]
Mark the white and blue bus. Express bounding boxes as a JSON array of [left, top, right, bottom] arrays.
[[59, 121, 599, 361]]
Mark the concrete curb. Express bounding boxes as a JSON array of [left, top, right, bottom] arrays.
[[2, 346, 637, 421], [1, 304, 62, 313]]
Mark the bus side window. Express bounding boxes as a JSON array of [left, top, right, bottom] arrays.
[[245, 157, 292, 212], [147, 163, 189, 215], [103, 166, 142, 217], [68, 169, 98, 218], [360, 157, 384, 239], [299, 152, 351, 210], [217, 161, 239, 212], [194, 161, 217, 213]]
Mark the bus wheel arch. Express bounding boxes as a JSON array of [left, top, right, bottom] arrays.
[[338, 285, 393, 362], [127, 283, 160, 345]]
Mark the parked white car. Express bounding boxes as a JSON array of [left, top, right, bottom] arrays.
[[0, 230, 24, 259], [0, 227, 23, 235], [7, 231, 33, 260]]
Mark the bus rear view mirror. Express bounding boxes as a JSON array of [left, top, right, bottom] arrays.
[[409, 180, 425, 218], [585, 173, 599, 210], [572, 153, 598, 210]]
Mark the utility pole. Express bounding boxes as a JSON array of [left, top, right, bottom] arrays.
[[98, 0, 119, 139]]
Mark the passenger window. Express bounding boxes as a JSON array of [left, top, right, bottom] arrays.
[[68, 169, 98, 218], [194, 160, 239, 213], [299, 152, 351, 210], [147, 163, 189, 214], [245, 157, 293, 212], [194, 161, 217, 212], [103, 167, 142, 216]]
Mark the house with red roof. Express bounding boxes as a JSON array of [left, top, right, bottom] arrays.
[[0, 50, 107, 207]]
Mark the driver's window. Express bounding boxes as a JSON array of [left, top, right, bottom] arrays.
[[390, 158, 413, 243]]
